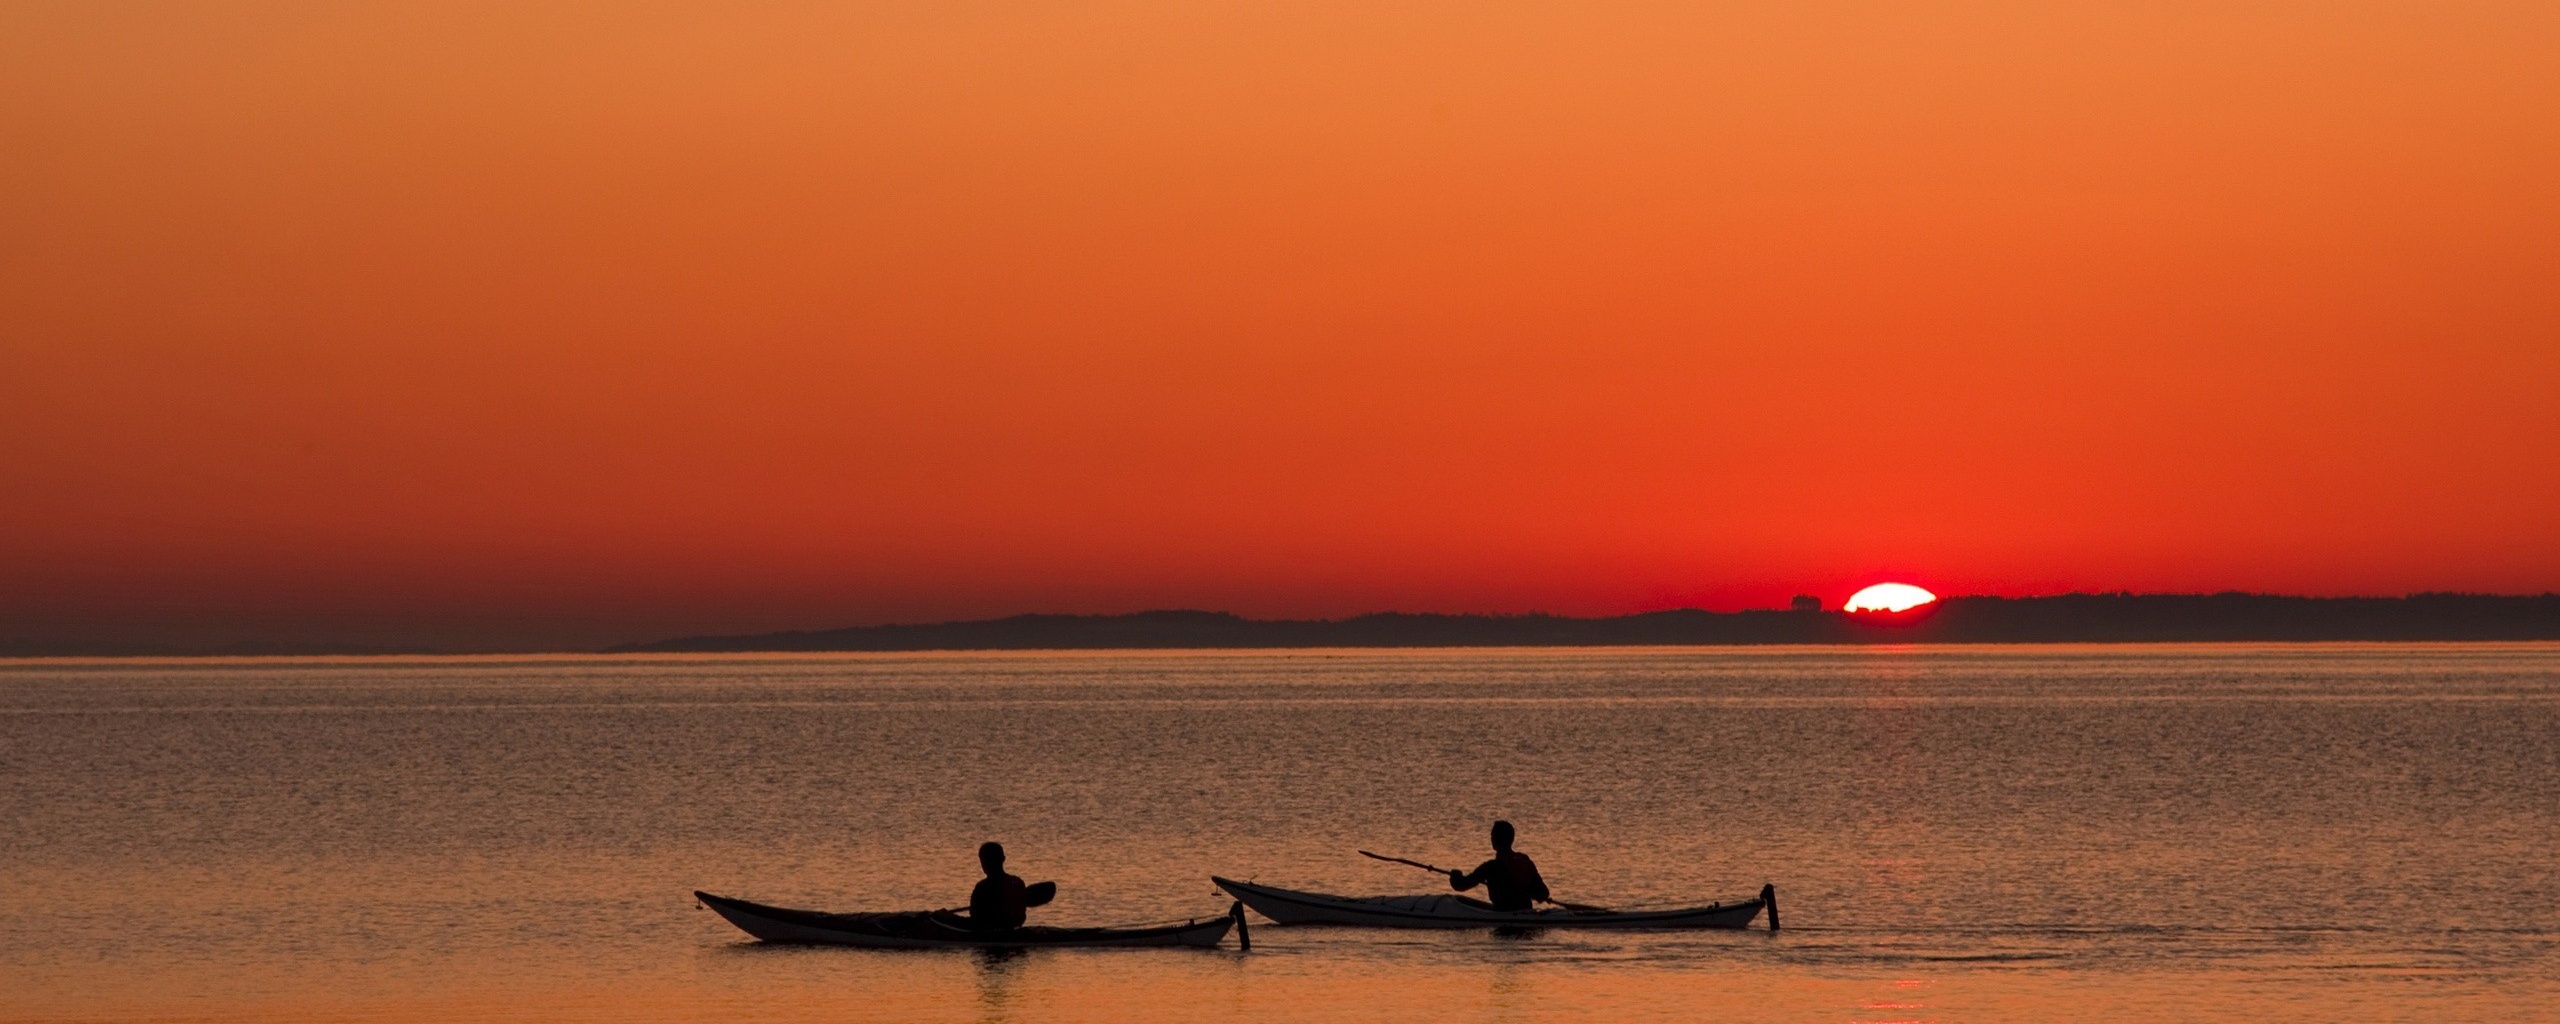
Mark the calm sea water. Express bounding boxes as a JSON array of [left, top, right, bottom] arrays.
[[2, 645, 2554, 1023]]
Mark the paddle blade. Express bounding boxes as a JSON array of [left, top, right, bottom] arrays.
[[1024, 881, 1057, 907]]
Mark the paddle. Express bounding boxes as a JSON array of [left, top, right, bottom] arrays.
[[1357, 850, 1610, 913], [938, 880, 1056, 916], [1359, 850, 1450, 873]]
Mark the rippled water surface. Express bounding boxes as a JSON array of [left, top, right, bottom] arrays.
[[3, 645, 2555, 1022]]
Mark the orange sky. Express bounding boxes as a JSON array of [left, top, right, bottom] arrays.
[[4, 1, 2556, 650]]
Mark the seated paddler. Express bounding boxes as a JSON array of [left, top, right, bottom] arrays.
[[1447, 820, 1551, 912], [966, 841, 1055, 933]]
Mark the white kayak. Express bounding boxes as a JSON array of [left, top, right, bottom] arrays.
[[1213, 877, 1776, 930]]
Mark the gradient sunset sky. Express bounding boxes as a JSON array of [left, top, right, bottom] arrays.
[[5, 2, 2556, 651]]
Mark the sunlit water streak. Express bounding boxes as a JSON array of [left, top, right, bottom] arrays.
[[3, 644, 2554, 1022]]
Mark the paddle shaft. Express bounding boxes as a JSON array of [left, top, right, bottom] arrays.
[[1359, 850, 1608, 913], [938, 879, 1057, 916], [1359, 850, 1452, 874]]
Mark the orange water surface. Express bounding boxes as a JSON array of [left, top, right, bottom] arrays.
[[5, 645, 2555, 1022]]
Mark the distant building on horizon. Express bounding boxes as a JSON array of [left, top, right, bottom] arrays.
[[1790, 595, 1823, 613]]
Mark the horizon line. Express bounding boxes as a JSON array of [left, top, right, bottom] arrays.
[[11, 590, 2555, 660]]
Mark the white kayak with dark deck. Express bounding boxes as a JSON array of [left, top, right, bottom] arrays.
[[696, 891, 1239, 949], [1213, 877, 1776, 930]]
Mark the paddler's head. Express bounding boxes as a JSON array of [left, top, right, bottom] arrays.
[[1491, 820, 1515, 852], [978, 841, 1006, 876]]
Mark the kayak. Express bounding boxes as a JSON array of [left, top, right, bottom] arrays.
[[1212, 877, 1775, 930], [695, 891, 1239, 949]]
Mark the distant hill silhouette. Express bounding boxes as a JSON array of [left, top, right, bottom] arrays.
[[616, 593, 2560, 652]]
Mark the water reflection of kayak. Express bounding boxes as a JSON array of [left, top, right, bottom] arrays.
[[1213, 877, 1775, 930], [694, 891, 1238, 948]]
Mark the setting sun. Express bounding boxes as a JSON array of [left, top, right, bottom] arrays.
[[1844, 583, 1938, 613]]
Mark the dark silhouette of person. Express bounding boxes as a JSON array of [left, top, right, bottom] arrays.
[[1448, 820, 1551, 912], [967, 842, 1033, 933]]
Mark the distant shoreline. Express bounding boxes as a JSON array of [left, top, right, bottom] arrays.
[[613, 593, 2560, 654], [9, 593, 2554, 659]]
